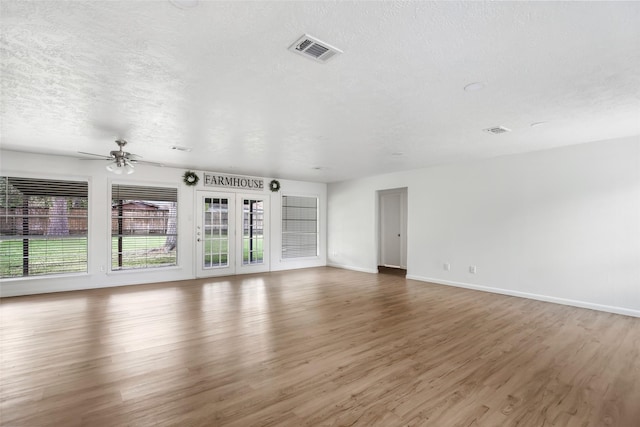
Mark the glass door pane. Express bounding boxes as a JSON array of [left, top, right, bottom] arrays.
[[204, 197, 229, 267], [236, 194, 269, 275], [196, 192, 235, 277], [242, 199, 264, 265]]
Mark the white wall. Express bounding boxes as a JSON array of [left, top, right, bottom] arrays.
[[328, 136, 640, 317], [270, 179, 327, 272], [0, 150, 326, 296]]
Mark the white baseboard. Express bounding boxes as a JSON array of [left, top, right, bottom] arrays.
[[327, 263, 378, 274], [1, 277, 142, 298], [406, 275, 640, 318]]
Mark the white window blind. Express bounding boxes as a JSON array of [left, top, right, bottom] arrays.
[[111, 184, 178, 271], [282, 195, 318, 259], [0, 176, 88, 278]]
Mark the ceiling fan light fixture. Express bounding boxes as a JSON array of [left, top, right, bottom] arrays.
[[106, 158, 135, 175], [124, 161, 135, 175], [106, 163, 122, 175]]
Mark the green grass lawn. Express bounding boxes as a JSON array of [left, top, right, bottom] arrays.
[[0, 238, 88, 278], [1, 234, 263, 277], [112, 236, 176, 270], [0, 236, 176, 277], [203, 236, 264, 267]]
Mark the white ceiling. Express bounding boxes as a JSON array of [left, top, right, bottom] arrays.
[[1, 1, 639, 183]]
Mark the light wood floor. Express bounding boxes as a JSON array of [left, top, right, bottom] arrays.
[[1, 267, 639, 426]]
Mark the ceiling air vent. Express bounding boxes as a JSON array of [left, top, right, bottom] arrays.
[[170, 145, 192, 152], [483, 126, 512, 135], [289, 34, 342, 63]]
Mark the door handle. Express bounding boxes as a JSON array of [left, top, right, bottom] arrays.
[[197, 238, 201, 242]]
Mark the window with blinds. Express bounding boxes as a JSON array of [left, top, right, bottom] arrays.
[[0, 176, 89, 278], [282, 195, 318, 259], [111, 184, 178, 271]]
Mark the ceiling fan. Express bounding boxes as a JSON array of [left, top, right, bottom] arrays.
[[79, 139, 164, 175]]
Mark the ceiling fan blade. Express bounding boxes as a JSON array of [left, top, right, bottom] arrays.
[[78, 151, 113, 160], [133, 160, 165, 167], [79, 141, 161, 167]]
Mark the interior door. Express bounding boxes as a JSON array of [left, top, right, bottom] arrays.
[[196, 192, 236, 277], [196, 191, 269, 278]]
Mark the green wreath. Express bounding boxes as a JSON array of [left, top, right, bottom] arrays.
[[183, 171, 199, 186], [269, 179, 281, 192]]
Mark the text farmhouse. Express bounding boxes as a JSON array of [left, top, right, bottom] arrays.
[[203, 173, 264, 191]]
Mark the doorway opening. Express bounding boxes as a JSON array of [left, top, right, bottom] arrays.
[[377, 187, 407, 276]]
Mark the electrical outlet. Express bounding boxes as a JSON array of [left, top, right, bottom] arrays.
[[469, 265, 476, 274], [443, 262, 450, 271]]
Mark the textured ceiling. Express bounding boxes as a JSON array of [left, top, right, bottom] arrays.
[[1, 1, 639, 182]]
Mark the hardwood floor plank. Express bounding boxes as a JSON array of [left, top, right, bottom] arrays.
[[1, 267, 639, 426]]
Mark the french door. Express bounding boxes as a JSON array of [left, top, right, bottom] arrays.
[[196, 191, 269, 277]]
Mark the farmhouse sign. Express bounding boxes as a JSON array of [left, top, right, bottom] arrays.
[[203, 173, 264, 191]]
